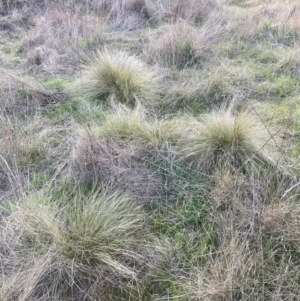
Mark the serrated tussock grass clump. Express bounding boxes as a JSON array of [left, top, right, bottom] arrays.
[[96, 102, 151, 143], [93, 102, 188, 146], [178, 107, 280, 173], [75, 50, 160, 106], [0, 189, 153, 300]]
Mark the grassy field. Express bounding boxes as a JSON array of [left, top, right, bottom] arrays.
[[1, 0, 300, 300]]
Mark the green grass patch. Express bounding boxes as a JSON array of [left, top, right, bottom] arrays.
[[42, 77, 70, 93]]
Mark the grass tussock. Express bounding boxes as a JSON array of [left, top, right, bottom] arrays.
[[178, 107, 280, 172], [94, 103, 187, 146], [96, 102, 152, 143], [74, 50, 160, 106], [0, 189, 157, 300]]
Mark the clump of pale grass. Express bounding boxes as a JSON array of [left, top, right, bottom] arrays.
[[74, 50, 160, 106], [94, 103, 187, 146], [0, 189, 153, 300], [178, 107, 280, 172], [96, 102, 151, 143]]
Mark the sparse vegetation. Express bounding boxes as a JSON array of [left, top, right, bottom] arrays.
[[1, 0, 300, 300]]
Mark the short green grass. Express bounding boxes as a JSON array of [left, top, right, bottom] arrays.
[[42, 77, 70, 93]]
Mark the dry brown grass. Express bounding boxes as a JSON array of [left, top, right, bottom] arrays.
[[225, 0, 300, 42], [262, 198, 300, 246], [19, 7, 103, 73], [206, 167, 300, 300], [71, 128, 165, 203], [70, 103, 190, 203], [210, 170, 259, 245], [38, 0, 150, 31], [0, 111, 73, 201], [107, 0, 150, 30], [275, 48, 300, 75], [200, 61, 256, 103], [180, 236, 258, 301], [0, 68, 60, 114], [74, 0, 221, 30], [190, 152, 300, 299], [145, 0, 220, 23], [252, 0, 300, 32], [146, 15, 228, 67], [146, 21, 198, 68], [0, 0, 43, 17]]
